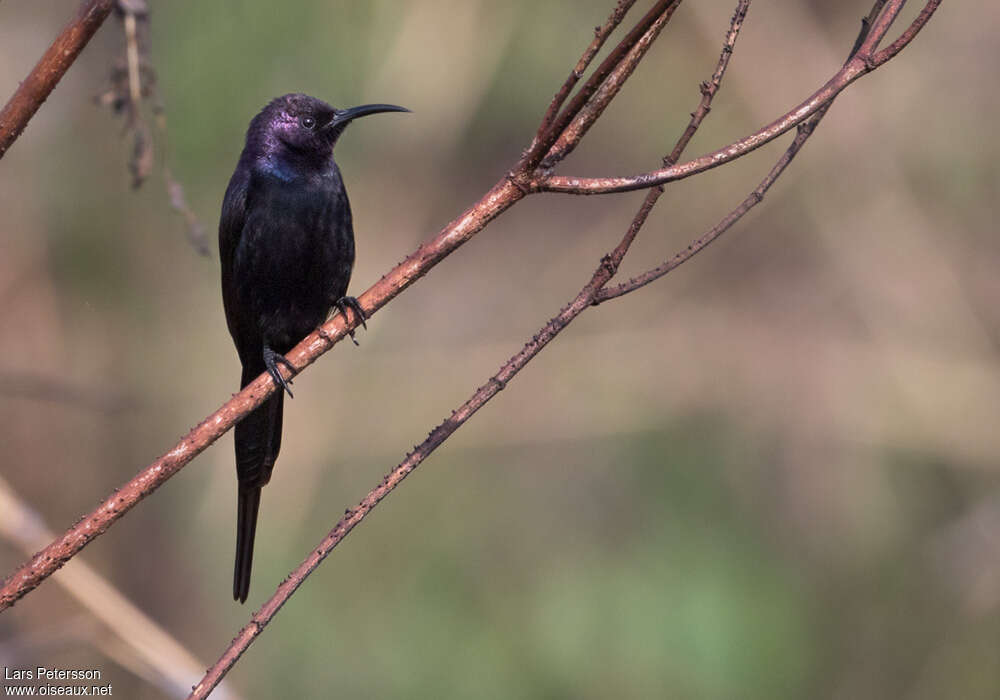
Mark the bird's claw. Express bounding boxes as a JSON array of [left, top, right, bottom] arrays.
[[334, 296, 367, 346], [263, 346, 296, 398]]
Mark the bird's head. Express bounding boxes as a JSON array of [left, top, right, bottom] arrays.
[[246, 93, 409, 170]]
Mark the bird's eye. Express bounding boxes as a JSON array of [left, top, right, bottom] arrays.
[[300, 115, 316, 129]]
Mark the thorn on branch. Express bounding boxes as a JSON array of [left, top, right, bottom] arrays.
[[598, 254, 619, 281], [317, 327, 336, 348]]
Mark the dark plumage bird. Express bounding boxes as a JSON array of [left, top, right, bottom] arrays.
[[219, 93, 408, 602]]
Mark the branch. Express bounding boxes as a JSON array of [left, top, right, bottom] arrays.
[[597, 105, 822, 303], [596, 0, 898, 302], [871, 0, 943, 65], [532, 0, 941, 195], [0, 0, 116, 159], [538, 0, 683, 170], [665, 0, 748, 167], [518, 0, 681, 172], [188, 3, 751, 696], [533, 0, 639, 139]]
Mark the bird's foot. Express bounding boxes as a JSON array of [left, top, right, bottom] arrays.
[[263, 345, 296, 398], [334, 296, 367, 347]]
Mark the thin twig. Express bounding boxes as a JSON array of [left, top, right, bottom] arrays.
[[121, 3, 152, 187], [851, 0, 889, 57], [534, 0, 639, 139], [595, 0, 919, 301], [518, 0, 681, 172], [531, 56, 860, 194], [872, 0, 942, 65], [856, 0, 907, 55], [597, 110, 820, 302], [0, 0, 116, 159], [539, 0, 683, 170], [164, 164, 211, 256], [662, 0, 748, 170], [532, 0, 940, 195]]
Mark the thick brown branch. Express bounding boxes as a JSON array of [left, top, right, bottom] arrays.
[[0, 0, 116, 159]]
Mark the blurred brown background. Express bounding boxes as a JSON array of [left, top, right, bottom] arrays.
[[1, 1, 997, 698]]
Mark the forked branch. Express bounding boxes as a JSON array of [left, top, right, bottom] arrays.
[[533, 0, 941, 194]]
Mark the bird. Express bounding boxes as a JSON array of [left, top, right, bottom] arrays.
[[219, 93, 408, 602]]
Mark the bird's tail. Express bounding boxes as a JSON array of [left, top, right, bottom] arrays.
[[233, 363, 284, 603], [234, 485, 261, 603]]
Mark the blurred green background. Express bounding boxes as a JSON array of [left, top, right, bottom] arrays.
[[2, 1, 997, 698]]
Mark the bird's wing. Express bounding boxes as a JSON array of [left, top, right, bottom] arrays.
[[219, 165, 250, 277], [219, 165, 258, 361]]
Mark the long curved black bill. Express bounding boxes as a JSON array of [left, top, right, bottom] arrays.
[[329, 103, 410, 128]]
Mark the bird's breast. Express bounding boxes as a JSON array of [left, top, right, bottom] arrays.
[[233, 171, 355, 348]]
